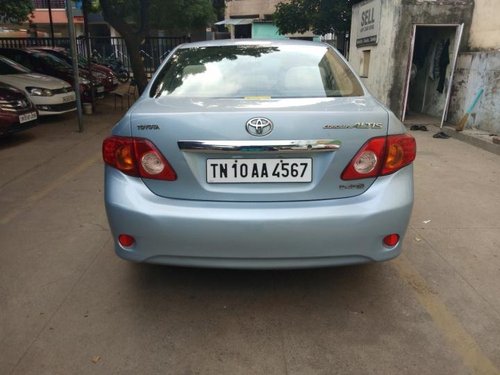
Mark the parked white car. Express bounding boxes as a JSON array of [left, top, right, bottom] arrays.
[[0, 55, 76, 116]]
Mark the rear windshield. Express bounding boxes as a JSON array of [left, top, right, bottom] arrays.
[[150, 44, 364, 99]]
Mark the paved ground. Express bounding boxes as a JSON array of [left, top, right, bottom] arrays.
[[1, 98, 499, 374]]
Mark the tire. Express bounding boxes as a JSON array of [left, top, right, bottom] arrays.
[[117, 70, 130, 83]]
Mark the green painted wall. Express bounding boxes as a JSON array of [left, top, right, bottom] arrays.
[[251, 23, 288, 40], [251, 22, 321, 42]]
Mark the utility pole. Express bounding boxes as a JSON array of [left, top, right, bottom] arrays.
[[66, 0, 84, 132], [82, 0, 96, 110], [48, 0, 55, 47]]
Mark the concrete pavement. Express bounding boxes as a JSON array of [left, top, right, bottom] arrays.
[[1, 99, 499, 374]]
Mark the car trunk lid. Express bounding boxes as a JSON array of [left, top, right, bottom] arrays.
[[129, 96, 388, 202]]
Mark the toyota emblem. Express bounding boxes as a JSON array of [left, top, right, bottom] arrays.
[[246, 117, 273, 137]]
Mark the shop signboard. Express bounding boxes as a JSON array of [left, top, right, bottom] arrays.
[[356, 0, 381, 47]]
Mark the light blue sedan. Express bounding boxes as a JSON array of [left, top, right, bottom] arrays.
[[103, 40, 416, 269]]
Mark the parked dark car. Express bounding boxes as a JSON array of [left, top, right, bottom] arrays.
[[0, 82, 38, 136], [31, 47, 119, 93], [0, 48, 104, 102]]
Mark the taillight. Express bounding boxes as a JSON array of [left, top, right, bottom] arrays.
[[381, 134, 416, 175], [341, 134, 416, 180], [102, 136, 177, 180]]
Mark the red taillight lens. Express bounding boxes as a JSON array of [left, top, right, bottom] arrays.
[[103, 136, 177, 181], [341, 137, 386, 180], [383, 234, 400, 247], [341, 134, 416, 180], [118, 234, 135, 247]]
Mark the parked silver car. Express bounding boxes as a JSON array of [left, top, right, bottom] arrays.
[[0, 55, 76, 116], [103, 40, 416, 269]]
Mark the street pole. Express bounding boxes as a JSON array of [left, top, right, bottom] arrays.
[[48, 0, 55, 47], [66, 0, 84, 132], [82, 0, 96, 110]]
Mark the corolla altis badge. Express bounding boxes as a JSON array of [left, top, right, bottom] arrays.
[[323, 122, 383, 130], [246, 117, 273, 137]]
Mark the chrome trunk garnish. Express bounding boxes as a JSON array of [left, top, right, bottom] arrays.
[[178, 140, 341, 153]]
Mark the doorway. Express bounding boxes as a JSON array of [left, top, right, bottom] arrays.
[[234, 24, 252, 39], [402, 24, 463, 127]]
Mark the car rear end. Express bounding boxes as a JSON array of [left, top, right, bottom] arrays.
[[103, 40, 415, 269]]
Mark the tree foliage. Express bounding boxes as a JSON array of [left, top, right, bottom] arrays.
[[274, 0, 363, 36], [99, 0, 216, 93], [0, 0, 34, 24]]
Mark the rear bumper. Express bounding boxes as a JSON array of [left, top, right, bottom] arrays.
[[104, 166, 414, 269]]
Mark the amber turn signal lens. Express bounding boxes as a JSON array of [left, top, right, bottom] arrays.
[[385, 143, 404, 170], [116, 144, 135, 171]]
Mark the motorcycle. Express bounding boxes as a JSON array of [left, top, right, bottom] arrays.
[[91, 50, 130, 83]]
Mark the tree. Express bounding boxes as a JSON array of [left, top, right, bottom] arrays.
[[99, 0, 215, 94], [0, 0, 34, 23], [274, 0, 362, 36]]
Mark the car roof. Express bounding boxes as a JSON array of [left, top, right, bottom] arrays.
[[177, 39, 329, 50], [0, 47, 33, 54], [28, 46, 67, 53]]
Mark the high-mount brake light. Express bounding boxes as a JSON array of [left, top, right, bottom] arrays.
[[102, 136, 177, 181], [341, 134, 416, 180]]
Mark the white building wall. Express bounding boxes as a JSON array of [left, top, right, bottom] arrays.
[[225, 0, 281, 18], [348, 0, 401, 107], [450, 52, 500, 133], [451, 0, 500, 133], [348, 0, 500, 133], [469, 0, 500, 50]]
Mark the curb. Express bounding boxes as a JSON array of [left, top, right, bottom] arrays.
[[440, 126, 500, 156]]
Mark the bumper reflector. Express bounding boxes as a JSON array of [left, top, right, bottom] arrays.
[[383, 234, 400, 248], [118, 234, 135, 247]]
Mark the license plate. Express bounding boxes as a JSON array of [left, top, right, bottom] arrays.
[[19, 111, 37, 124], [207, 158, 312, 184], [97, 86, 105, 93], [62, 94, 75, 103]]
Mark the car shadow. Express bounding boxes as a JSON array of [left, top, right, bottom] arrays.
[[125, 261, 391, 306], [0, 132, 36, 149], [115, 261, 406, 344]]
